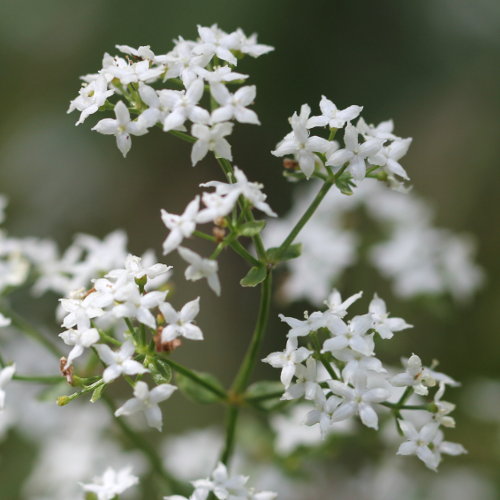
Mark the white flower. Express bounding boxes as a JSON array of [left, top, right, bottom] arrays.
[[306, 392, 343, 437], [262, 337, 312, 388], [433, 382, 456, 428], [161, 197, 200, 255], [159, 298, 203, 342], [279, 310, 326, 338], [324, 289, 363, 318], [192, 462, 248, 499], [92, 101, 149, 157], [377, 138, 412, 180], [369, 293, 412, 339], [390, 354, 436, 396], [158, 38, 211, 87], [211, 84, 260, 125], [308, 96, 363, 129], [283, 357, 322, 401], [60, 293, 107, 331], [397, 420, 440, 470], [196, 191, 240, 224], [67, 75, 114, 125], [0, 364, 15, 411], [322, 313, 374, 357], [0, 313, 11, 327], [201, 166, 276, 217], [432, 428, 467, 464], [115, 381, 177, 431], [194, 25, 240, 65], [326, 123, 384, 180], [95, 340, 149, 384], [116, 44, 156, 60], [59, 327, 100, 366], [235, 29, 274, 58], [191, 122, 233, 166], [196, 65, 248, 84], [272, 104, 331, 178], [178, 247, 221, 296], [106, 254, 171, 286], [357, 117, 397, 140], [327, 373, 389, 429], [112, 284, 167, 329], [80, 466, 138, 500], [162, 79, 210, 132]]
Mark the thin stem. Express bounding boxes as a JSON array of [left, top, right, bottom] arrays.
[[194, 230, 217, 243], [102, 395, 188, 495], [0, 304, 62, 358], [168, 130, 196, 143], [161, 357, 227, 401], [231, 274, 272, 394], [219, 274, 273, 466], [14, 374, 63, 384], [229, 240, 260, 267], [244, 390, 283, 404]]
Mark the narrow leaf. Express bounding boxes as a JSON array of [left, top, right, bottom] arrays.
[[240, 265, 267, 287]]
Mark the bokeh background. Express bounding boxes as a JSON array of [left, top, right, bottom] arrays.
[[1, 0, 499, 498]]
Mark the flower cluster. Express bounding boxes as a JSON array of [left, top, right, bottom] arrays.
[[272, 98, 412, 189], [263, 290, 465, 470], [164, 462, 277, 500], [57, 253, 203, 431], [68, 25, 273, 159], [79, 466, 139, 500]]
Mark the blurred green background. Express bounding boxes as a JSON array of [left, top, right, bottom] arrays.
[[0, 0, 499, 496]]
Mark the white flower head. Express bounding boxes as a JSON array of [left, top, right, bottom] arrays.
[[80, 466, 138, 500], [95, 340, 149, 384], [159, 297, 203, 342], [115, 381, 177, 431], [369, 293, 413, 339], [92, 101, 149, 157], [211, 83, 260, 125], [161, 197, 200, 255], [191, 122, 233, 166], [308, 96, 363, 129], [178, 247, 221, 296]]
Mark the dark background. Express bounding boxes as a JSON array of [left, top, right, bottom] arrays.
[[0, 0, 499, 494]]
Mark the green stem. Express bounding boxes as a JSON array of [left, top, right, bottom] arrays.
[[102, 395, 188, 495], [14, 374, 63, 384], [0, 305, 62, 358], [168, 130, 196, 144], [229, 240, 260, 267], [161, 357, 227, 401], [277, 180, 333, 259], [194, 230, 217, 243], [219, 274, 273, 466]]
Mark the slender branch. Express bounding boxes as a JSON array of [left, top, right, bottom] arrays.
[[220, 405, 239, 465], [14, 374, 63, 384], [229, 240, 260, 267], [161, 357, 227, 401], [194, 230, 217, 242]]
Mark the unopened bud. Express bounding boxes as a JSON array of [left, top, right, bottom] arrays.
[[59, 357, 74, 385], [212, 226, 226, 243], [283, 158, 299, 170]]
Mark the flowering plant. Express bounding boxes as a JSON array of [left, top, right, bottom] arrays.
[[0, 25, 483, 499]]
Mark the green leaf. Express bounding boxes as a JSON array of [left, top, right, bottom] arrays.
[[240, 265, 267, 287], [176, 371, 225, 404], [238, 220, 266, 237], [266, 243, 302, 263], [150, 359, 173, 385], [245, 380, 284, 399], [335, 172, 355, 195], [90, 383, 105, 403]]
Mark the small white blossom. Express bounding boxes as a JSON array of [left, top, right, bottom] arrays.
[[369, 293, 412, 339], [211, 84, 260, 125], [162, 79, 210, 132], [92, 101, 149, 157], [161, 197, 200, 255], [194, 25, 240, 65], [115, 381, 177, 431], [197, 65, 248, 84], [377, 137, 412, 180], [279, 310, 326, 338], [308, 96, 363, 129], [201, 166, 276, 217], [390, 354, 436, 396], [106, 254, 171, 286], [327, 373, 389, 429], [95, 340, 149, 384], [324, 289, 363, 318], [67, 75, 114, 125], [178, 247, 221, 296], [80, 466, 138, 500], [397, 420, 440, 470], [196, 191, 240, 224], [272, 104, 330, 178], [322, 313, 374, 357], [191, 122, 233, 166], [59, 327, 100, 366], [0, 364, 15, 411], [326, 123, 384, 180], [262, 337, 312, 388], [159, 298, 203, 342], [116, 44, 156, 60]]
